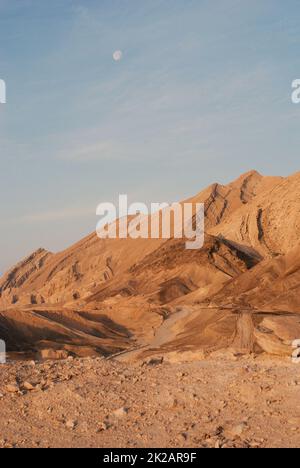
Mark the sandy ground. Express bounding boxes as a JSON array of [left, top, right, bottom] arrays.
[[0, 355, 299, 448]]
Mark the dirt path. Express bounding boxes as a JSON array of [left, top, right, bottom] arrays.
[[149, 307, 191, 348], [116, 307, 191, 362]]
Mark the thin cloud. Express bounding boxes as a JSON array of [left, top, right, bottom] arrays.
[[58, 141, 118, 162], [12, 205, 95, 224]]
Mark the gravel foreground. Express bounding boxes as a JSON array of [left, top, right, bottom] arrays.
[[0, 355, 299, 448]]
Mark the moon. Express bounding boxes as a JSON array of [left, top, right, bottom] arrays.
[[113, 50, 123, 62]]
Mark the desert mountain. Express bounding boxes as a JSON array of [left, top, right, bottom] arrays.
[[1, 170, 300, 359], [211, 171, 300, 257], [0, 170, 277, 307]]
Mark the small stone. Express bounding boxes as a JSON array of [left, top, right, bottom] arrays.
[[229, 422, 248, 437], [144, 357, 164, 366], [98, 421, 111, 432], [65, 420, 76, 430], [249, 441, 261, 448], [6, 384, 19, 393], [112, 407, 129, 418], [215, 440, 221, 449], [22, 382, 34, 391]]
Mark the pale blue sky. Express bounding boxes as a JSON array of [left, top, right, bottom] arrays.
[[1, 0, 300, 272]]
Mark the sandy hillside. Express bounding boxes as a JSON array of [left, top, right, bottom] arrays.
[[0, 170, 300, 360]]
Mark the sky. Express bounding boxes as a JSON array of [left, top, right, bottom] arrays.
[[1, 0, 300, 273]]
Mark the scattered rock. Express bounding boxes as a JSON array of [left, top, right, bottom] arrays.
[[0, 356, 297, 448], [112, 407, 129, 418], [98, 421, 111, 432], [228, 422, 248, 437], [65, 420, 77, 430], [143, 357, 164, 366], [6, 384, 19, 394], [22, 382, 35, 391]]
